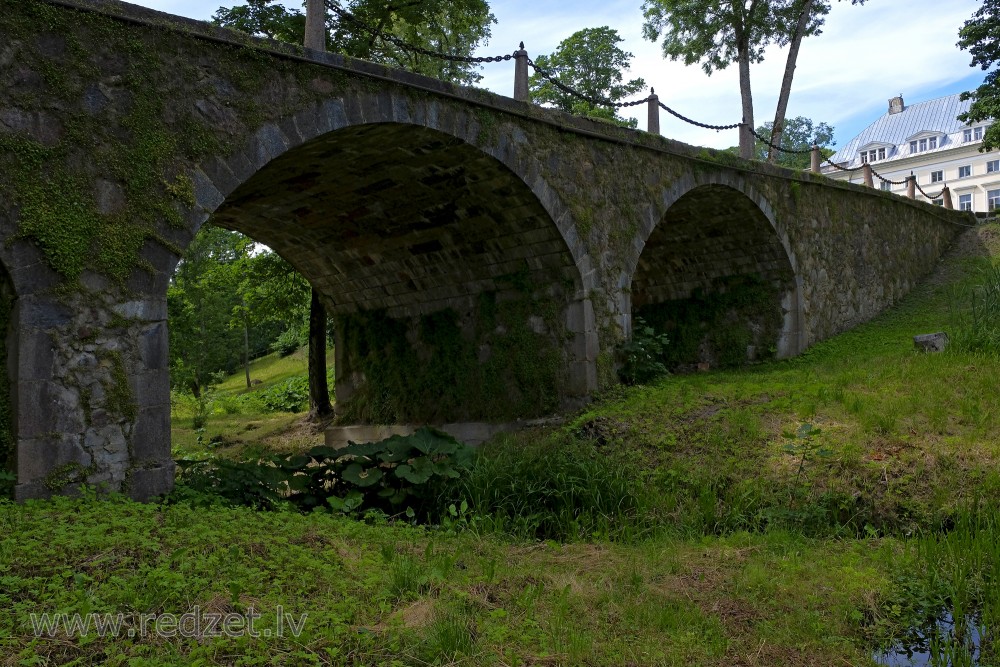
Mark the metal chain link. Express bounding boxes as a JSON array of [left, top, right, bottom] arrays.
[[526, 58, 647, 109], [748, 125, 813, 154], [658, 102, 741, 131], [914, 181, 946, 201], [870, 166, 909, 186], [822, 157, 859, 173]]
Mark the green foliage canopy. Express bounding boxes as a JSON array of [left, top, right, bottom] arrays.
[[529, 27, 646, 129], [168, 226, 311, 397], [755, 116, 835, 168], [958, 0, 1000, 151], [212, 0, 497, 86]]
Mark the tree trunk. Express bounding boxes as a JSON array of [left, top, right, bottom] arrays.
[[769, 0, 814, 163], [243, 317, 251, 389], [308, 289, 332, 421], [737, 45, 755, 160], [304, 0, 326, 51]]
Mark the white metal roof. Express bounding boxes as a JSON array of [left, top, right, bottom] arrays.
[[827, 93, 979, 167]]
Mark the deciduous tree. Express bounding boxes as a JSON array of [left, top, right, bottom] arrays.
[[529, 27, 646, 128], [958, 0, 1000, 151], [213, 0, 497, 86], [642, 0, 863, 160]]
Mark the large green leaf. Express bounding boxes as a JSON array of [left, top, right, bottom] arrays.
[[395, 456, 435, 484], [341, 463, 383, 488]]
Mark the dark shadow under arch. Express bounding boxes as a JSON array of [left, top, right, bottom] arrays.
[[203, 122, 591, 422], [631, 182, 803, 367], [0, 262, 16, 496]]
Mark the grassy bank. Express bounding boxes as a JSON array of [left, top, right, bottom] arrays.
[[2, 226, 1000, 665]]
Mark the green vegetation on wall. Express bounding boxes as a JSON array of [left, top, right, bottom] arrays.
[[0, 0, 339, 286], [336, 289, 562, 424], [636, 274, 782, 369]]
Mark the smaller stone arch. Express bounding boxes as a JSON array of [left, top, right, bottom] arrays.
[[625, 172, 805, 368]]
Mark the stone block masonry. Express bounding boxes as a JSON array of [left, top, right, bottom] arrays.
[[0, 0, 970, 499]]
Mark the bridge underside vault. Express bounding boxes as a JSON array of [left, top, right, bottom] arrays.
[[632, 184, 801, 367], [211, 123, 586, 423]]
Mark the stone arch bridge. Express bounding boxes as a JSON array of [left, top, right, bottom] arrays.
[[0, 0, 971, 499]]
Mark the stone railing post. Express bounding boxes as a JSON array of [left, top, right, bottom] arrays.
[[304, 0, 326, 51], [810, 145, 821, 173], [907, 175, 916, 199], [942, 186, 954, 209], [514, 42, 529, 102], [647, 89, 660, 135], [862, 163, 874, 188]]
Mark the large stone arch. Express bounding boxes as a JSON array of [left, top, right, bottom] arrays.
[[624, 172, 805, 366], [155, 99, 600, 422]]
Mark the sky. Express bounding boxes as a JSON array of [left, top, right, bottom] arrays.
[[124, 0, 985, 151]]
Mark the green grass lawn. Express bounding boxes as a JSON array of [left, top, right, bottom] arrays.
[[3, 226, 1000, 666], [170, 345, 335, 460]]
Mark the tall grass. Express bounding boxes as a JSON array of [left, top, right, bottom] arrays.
[[453, 436, 658, 542], [878, 496, 1000, 665], [951, 263, 1000, 353]]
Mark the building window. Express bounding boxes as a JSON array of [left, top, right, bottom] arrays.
[[929, 137, 938, 150], [990, 189, 1000, 210], [976, 127, 984, 141], [959, 165, 972, 178], [910, 140, 918, 153], [880, 181, 892, 191], [988, 160, 1000, 173], [931, 171, 943, 183], [960, 193, 973, 211], [919, 138, 928, 152], [965, 129, 973, 142], [860, 150, 868, 163], [878, 147, 886, 160], [932, 199, 944, 206]]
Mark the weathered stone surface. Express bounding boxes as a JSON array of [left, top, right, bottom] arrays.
[[914, 332, 949, 353], [0, 0, 970, 501]]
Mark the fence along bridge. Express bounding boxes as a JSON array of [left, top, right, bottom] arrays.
[[0, 0, 972, 500]]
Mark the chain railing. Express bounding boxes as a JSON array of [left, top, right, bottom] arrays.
[[323, 0, 743, 135], [870, 165, 909, 186], [914, 181, 947, 201]]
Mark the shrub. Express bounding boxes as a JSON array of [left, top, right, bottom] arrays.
[[617, 317, 670, 385], [271, 326, 305, 357], [258, 376, 309, 413]]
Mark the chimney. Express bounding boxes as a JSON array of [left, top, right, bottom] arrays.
[[889, 95, 904, 115]]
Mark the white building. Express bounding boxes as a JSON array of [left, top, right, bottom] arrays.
[[822, 94, 999, 212]]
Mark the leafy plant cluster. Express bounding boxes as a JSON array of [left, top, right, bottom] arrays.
[[617, 317, 670, 385], [636, 274, 781, 369], [174, 428, 473, 518]]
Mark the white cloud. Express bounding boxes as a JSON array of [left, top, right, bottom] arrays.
[[126, 0, 985, 149]]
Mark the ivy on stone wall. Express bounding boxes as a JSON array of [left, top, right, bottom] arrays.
[[636, 274, 782, 369], [0, 0, 339, 286], [336, 290, 562, 424]]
